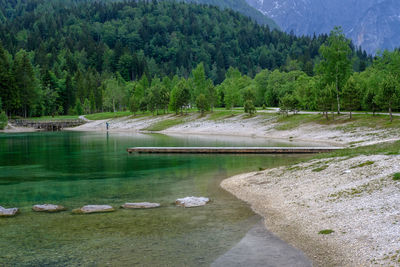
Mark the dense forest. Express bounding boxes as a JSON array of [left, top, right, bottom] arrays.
[[0, 0, 380, 120], [183, 0, 278, 28]]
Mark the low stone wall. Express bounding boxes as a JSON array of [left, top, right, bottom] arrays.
[[10, 119, 86, 131]]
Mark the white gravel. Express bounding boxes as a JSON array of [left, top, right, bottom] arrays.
[[221, 154, 400, 266], [69, 113, 400, 147]]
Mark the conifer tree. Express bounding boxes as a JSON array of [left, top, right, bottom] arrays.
[[13, 50, 37, 117]]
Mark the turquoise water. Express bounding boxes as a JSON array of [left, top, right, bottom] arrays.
[[0, 132, 311, 266]]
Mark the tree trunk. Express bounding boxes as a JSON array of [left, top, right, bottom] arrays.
[[389, 106, 393, 122], [325, 111, 329, 120], [112, 99, 115, 113]]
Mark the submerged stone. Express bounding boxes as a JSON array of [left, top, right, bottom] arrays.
[[121, 202, 161, 209], [175, 197, 210, 208], [32, 204, 66, 212], [72, 205, 115, 214], [0, 206, 19, 217]]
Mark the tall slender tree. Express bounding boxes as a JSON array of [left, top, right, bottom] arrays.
[[13, 50, 37, 117], [317, 27, 352, 114], [0, 43, 14, 115], [342, 76, 361, 119]]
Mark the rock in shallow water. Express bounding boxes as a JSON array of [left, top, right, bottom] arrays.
[[33, 204, 66, 212], [72, 205, 115, 214], [121, 202, 161, 209], [0, 206, 19, 217], [175, 197, 210, 208]]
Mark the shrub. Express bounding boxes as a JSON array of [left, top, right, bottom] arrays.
[[318, 229, 334, 235], [393, 173, 400, 181], [196, 94, 210, 115], [74, 100, 83, 115], [0, 111, 8, 130], [244, 100, 256, 114]]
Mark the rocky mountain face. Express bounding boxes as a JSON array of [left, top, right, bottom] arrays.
[[245, 0, 400, 54]]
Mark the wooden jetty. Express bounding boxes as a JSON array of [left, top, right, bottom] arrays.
[[10, 119, 86, 131], [127, 147, 343, 154]]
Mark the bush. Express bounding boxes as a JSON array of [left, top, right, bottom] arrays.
[[74, 100, 83, 115], [244, 100, 256, 114], [318, 229, 334, 235], [0, 111, 8, 130], [196, 94, 209, 115], [393, 173, 400, 181]]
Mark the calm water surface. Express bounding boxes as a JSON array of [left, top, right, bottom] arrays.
[[0, 132, 313, 266]]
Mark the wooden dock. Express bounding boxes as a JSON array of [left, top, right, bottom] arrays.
[[127, 147, 342, 154]]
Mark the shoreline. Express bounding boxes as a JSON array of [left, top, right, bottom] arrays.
[[66, 112, 400, 148], [211, 219, 312, 267], [0, 123, 37, 133], [221, 153, 400, 266], [4, 113, 400, 265]]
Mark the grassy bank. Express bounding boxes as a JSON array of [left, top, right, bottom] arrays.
[[275, 113, 400, 130], [84, 111, 135, 120], [19, 115, 80, 121], [143, 116, 188, 131]]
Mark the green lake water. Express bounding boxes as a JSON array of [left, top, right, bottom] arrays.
[[0, 132, 314, 266]]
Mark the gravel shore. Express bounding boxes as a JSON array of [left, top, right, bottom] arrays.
[[0, 124, 36, 133], [221, 154, 400, 266], [70, 113, 400, 147]]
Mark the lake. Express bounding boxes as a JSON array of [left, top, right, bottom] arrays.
[[0, 131, 314, 266]]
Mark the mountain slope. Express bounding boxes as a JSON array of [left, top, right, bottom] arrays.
[[245, 0, 400, 54], [0, 0, 331, 83], [184, 0, 279, 29]]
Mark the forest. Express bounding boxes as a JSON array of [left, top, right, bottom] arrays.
[[2, 0, 396, 122]]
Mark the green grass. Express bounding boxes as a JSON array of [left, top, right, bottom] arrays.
[[351, 161, 375, 169], [334, 114, 400, 132], [207, 110, 242, 121], [274, 113, 400, 131], [285, 140, 400, 173], [323, 140, 400, 158], [312, 165, 329, 172], [274, 114, 320, 130], [393, 173, 400, 181], [318, 229, 334, 235], [25, 115, 80, 121], [143, 116, 187, 131], [85, 111, 136, 120]]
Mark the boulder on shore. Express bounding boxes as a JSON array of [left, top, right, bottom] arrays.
[[0, 206, 19, 217], [72, 205, 115, 214], [121, 202, 161, 209], [32, 204, 66, 212], [175, 197, 210, 208]]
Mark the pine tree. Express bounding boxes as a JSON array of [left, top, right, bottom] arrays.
[[13, 50, 37, 117], [0, 43, 14, 115]]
